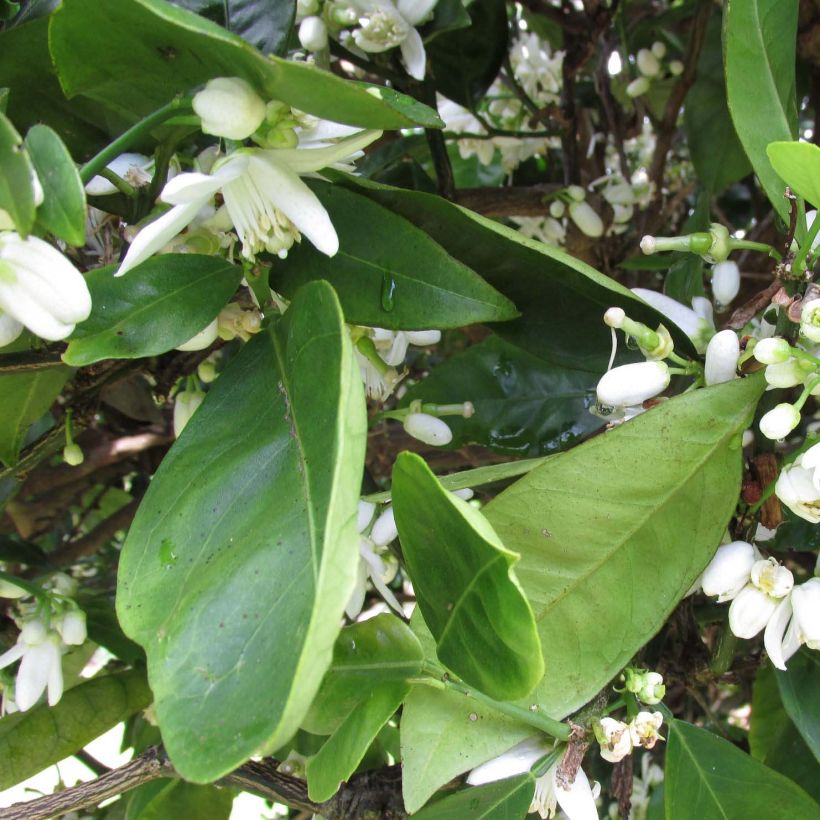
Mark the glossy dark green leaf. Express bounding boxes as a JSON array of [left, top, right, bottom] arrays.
[[25, 123, 86, 245], [306, 681, 407, 802], [665, 719, 819, 819], [684, 18, 751, 193], [767, 141, 820, 210], [393, 452, 543, 700], [426, 0, 471, 40], [724, 0, 798, 221], [274, 182, 517, 330], [168, 0, 295, 55], [776, 649, 820, 761], [117, 281, 366, 782], [750, 661, 820, 800], [0, 669, 151, 789], [63, 255, 241, 366], [125, 779, 234, 820], [303, 614, 424, 736], [401, 334, 600, 456], [484, 375, 765, 719], [341, 177, 696, 370], [0, 109, 35, 235], [428, 0, 508, 107], [0, 366, 70, 466], [50, 0, 442, 130], [413, 773, 534, 820]]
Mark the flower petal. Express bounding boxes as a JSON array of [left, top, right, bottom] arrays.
[[728, 585, 778, 639], [161, 171, 227, 205], [269, 130, 382, 174], [398, 0, 437, 25], [554, 766, 599, 820], [400, 27, 427, 80], [466, 736, 552, 785], [0, 311, 23, 348], [15, 642, 53, 711], [763, 596, 792, 671]]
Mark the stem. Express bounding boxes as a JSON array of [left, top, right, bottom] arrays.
[[79, 97, 193, 184], [793, 210, 820, 274], [0, 570, 48, 601], [793, 376, 820, 412], [709, 625, 738, 677], [730, 240, 782, 261], [97, 167, 137, 197]]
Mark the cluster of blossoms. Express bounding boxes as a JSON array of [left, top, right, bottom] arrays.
[[697, 540, 819, 668], [296, 0, 439, 80], [625, 41, 683, 99], [0, 573, 87, 713], [594, 710, 665, 763]]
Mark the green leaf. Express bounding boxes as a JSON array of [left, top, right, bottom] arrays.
[[306, 681, 408, 802], [767, 141, 820, 210], [274, 182, 518, 330], [0, 669, 151, 789], [428, 0, 508, 107], [25, 123, 87, 245], [116, 281, 366, 782], [393, 452, 543, 701], [483, 375, 765, 719], [776, 649, 820, 761], [0, 366, 70, 466], [724, 0, 798, 221], [400, 681, 532, 814], [684, 18, 751, 193], [125, 779, 234, 820], [750, 661, 820, 801], [303, 614, 424, 736], [50, 0, 442, 130], [63, 255, 242, 366], [0, 109, 36, 235], [401, 334, 600, 457], [413, 773, 534, 820], [665, 719, 819, 819]]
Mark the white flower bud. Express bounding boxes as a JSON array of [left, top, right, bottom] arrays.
[[669, 60, 684, 76], [701, 540, 755, 602], [192, 77, 267, 141], [603, 183, 636, 206], [638, 671, 666, 705], [176, 319, 219, 352], [173, 390, 205, 438], [629, 711, 664, 749], [651, 41, 667, 59], [405, 330, 441, 346], [595, 718, 633, 762], [704, 329, 739, 386], [759, 403, 801, 441], [637, 48, 661, 77], [62, 443, 84, 466], [56, 609, 87, 646], [567, 185, 585, 202], [800, 297, 820, 343], [596, 361, 670, 409], [299, 16, 328, 51], [640, 235, 656, 254], [549, 200, 565, 218], [403, 412, 453, 446], [612, 203, 634, 224], [753, 337, 791, 365], [627, 76, 651, 97], [569, 201, 604, 237], [764, 359, 808, 388], [750, 557, 793, 599], [371, 506, 397, 547], [729, 584, 778, 638], [357, 500, 376, 532], [603, 307, 625, 328], [711, 261, 740, 309]]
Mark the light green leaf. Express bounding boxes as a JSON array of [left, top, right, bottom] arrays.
[[116, 281, 366, 782], [303, 614, 424, 736], [665, 719, 819, 819], [0, 109, 36, 235], [50, 0, 442, 130], [484, 375, 765, 719], [63, 255, 242, 366], [306, 681, 407, 802], [724, 0, 798, 221], [776, 649, 820, 762], [25, 123, 86, 245], [392, 452, 543, 700], [274, 182, 518, 330], [0, 669, 151, 790], [0, 366, 70, 466], [413, 773, 534, 820], [767, 141, 820, 210]]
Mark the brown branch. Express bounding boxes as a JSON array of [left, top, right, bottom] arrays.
[[453, 184, 561, 216], [726, 279, 782, 330]]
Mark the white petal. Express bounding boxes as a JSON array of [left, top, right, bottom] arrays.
[[345, 559, 369, 619], [371, 506, 398, 547], [0, 282, 78, 341], [0, 312, 23, 347], [161, 171, 226, 205], [728, 585, 778, 639], [400, 27, 427, 80], [0, 642, 25, 670], [176, 319, 219, 352], [116, 201, 203, 277], [357, 501, 376, 532], [554, 766, 599, 820], [631, 289, 702, 340], [398, 0, 437, 25], [271, 130, 382, 174], [15, 643, 53, 711], [466, 737, 552, 785], [763, 596, 792, 671], [46, 645, 64, 706]]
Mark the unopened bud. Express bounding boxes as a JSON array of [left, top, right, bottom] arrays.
[[404, 412, 453, 446], [759, 403, 801, 441], [63, 443, 84, 466], [596, 361, 670, 408], [669, 60, 684, 76], [299, 16, 328, 51], [753, 337, 791, 365], [637, 48, 661, 78], [704, 329, 740, 386], [56, 609, 87, 646], [371, 506, 398, 547], [626, 76, 651, 98], [701, 540, 756, 602], [549, 200, 565, 218], [711, 261, 740, 309], [569, 201, 604, 238], [193, 77, 267, 141], [651, 41, 667, 59], [567, 185, 586, 202], [405, 330, 441, 346], [604, 307, 625, 328]]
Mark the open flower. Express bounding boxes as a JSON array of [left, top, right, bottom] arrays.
[[467, 736, 599, 820], [0, 619, 63, 711], [116, 127, 381, 276], [0, 232, 92, 344], [776, 444, 820, 523], [764, 578, 820, 670], [629, 711, 664, 749], [729, 558, 794, 639], [595, 718, 632, 762], [631, 289, 714, 353]]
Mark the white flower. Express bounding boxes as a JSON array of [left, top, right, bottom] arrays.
[[176, 319, 219, 352], [116, 127, 381, 275], [403, 413, 453, 446], [763, 359, 809, 389], [631, 289, 714, 353], [626, 76, 651, 98], [800, 297, 820, 344], [637, 671, 666, 705], [759, 403, 800, 441], [192, 77, 267, 141], [85, 152, 154, 196], [764, 578, 820, 670], [700, 541, 756, 602], [750, 557, 794, 598], [776, 448, 820, 523], [628, 711, 664, 749], [595, 718, 632, 763], [636, 49, 661, 78], [568, 201, 604, 238], [711, 261, 740, 309], [55, 609, 87, 646], [0, 232, 92, 342], [467, 737, 599, 820], [596, 361, 670, 409], [729, 557, 794, 640], [173, 389, 205, 437], [299, 16, 329, 51], [371, 505, 398, 546], [704, 329, 739, 386], [651, 41, 667, 59], [0, 620, 64, 711], [753, 337, 791, 365]]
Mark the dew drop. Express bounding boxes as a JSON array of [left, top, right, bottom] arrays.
[[380, 272, 396, 311]]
